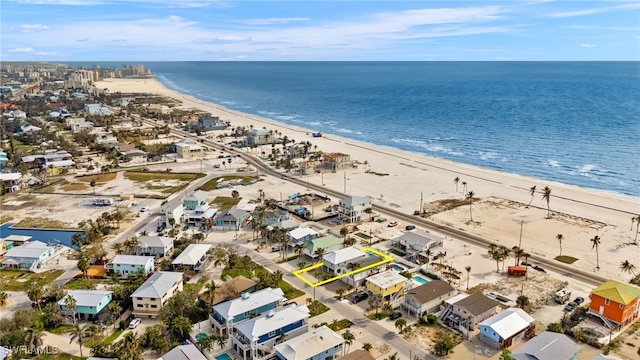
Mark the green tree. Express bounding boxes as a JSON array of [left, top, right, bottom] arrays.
[[465, 266, 471, 289], [541, 186, 552, 218], [526, 185, 536, 208], [313, 247, 326, 263], [499, 349, 514, 360], [395, 318, 407, 333], [547, 322, 564, 333], [433, 334, 455, 356], [466, 191, 475, 221], [591, 235, 602, 270], [68, 323, 85, 358], [205, 280, 218, 312], [340, 226, 349, 238], [169, 315, 193, 342], [620, 260, 637, 277], [0, 291, 8, 306], [342, 330, 355, 354], [77, 256, 90, 279], [362, 342, 373, 352], [517, 295, 530, 310], [107, 302, 122, 330], [336, 288, 345, 300], [368, 293, 384, 315], [90, 180, 96, 194], [27, 285, 44, 311], [116, 331, 143, 360], [453, 176, 460, 192]]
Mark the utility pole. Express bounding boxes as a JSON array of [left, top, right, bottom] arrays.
[[518, 220, 524, 248], [420, 191, 423, 215], [343, 171, 346, 193]]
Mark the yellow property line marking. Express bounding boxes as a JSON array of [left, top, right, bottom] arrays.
[[293, 247, 394, 287]]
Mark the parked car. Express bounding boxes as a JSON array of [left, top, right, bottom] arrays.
[[405, 225, 416, 230], [573, 296, 585, 305], [213, 164, 221, 169], [564, 302, 576, 312], [389, 311, 402, 320], [388, 221, 398, 227], [271, 246, 281, 252], [140, 207, 149, 212], [352, 292, 369, 304], [128, 318, 141, 329]]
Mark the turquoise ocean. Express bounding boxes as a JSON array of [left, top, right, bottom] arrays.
[[77, 62, 640, 197]]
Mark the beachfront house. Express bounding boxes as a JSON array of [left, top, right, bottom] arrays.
[[58, 290, 113, 321], [391, 231, 445, 263], [106, 255, 155, 276], [303, 234, 343, 262], [158, 344, 207, 360], [175, 139, 205, 160], [366, 270, 412, 304], [198, 116, 227, 131], [230, 304, 310, 360], [286, 227, 319, 245], [133, 235, 174, 257], [171, 244, 211, 272], [274, 325, 344, 360], [183, 190, 209, 210], [1, 240, 55, 271], [511, 331, 579, 360], [131, 271, 184, 318], [479, 308, 535, 350], [211, 287, 286, 336], [214, 207, 250, 231], [322, 246, 381, 286], [402, 280, 458, 318], [442, 293, 501, 332], [588, 280, 640, 330], [160, 198, 185, 229], [321, 152, 351, 172], [338, 196, 372, 223], [246, 128, 276, 146]]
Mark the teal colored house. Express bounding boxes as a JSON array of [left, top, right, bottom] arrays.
[[58, 290, 113, 320], [211, 287, 286, 335], [214, 207, 250, 231], [183, 190, 209, 210], [106, 255, 155, 276]]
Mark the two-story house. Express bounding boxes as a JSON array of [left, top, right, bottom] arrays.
[[338, 196, 372, 223], [106, 255, 155, 276], [443, 293, 501, 332], [303, 235, 343, 262], [198, 116, 228, 131], [171, 244, 211, 272], [133, 235, 174, 258], [131, 271, 183, 318], [274, 325, 344, 360], [230, 304, 310, 360], [403, 280, 458, 319], [183, 190, 210, 210], [322, 246, 382, 286], [366, 270, 412, 304], [187, 204, 217, 228], [158, 344, 207, 360], [246, 129, 275, 146], [391, 231, 445, 263], [286, 227, 319, 245], [588, 280, 640, 330], [479, 307, 535, 350], [211, 287, 286, 336], [321, 153, 351, 172], [160, 197, 184, 228], [174, 139, 205, 160], [2, 240, 55, 271], [214, 207, 250, 231], [58, 290, 113, 321]]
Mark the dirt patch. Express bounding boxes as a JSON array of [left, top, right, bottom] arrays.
[[13, 217, 76, 229]]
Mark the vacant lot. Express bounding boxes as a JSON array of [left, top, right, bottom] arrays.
[[75, 172, 118, 183], [0, 269, 64, 291]]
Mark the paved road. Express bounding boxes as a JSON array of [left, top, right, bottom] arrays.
[[239, 245, 435, 360]]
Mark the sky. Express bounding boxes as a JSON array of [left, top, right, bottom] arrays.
[[1, 0, 639, 61]]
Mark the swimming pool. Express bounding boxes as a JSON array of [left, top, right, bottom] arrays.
[[215, 353, 232, 360], [413, 275, 430, 285], [391, 263, 406, 272]]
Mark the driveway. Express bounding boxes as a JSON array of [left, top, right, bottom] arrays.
[[0, 291, 32, 320]]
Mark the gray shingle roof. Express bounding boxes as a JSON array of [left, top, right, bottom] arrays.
[[512, 331, 579, 360], [409, 280, 456, 303], [452, 294, 500, 316]]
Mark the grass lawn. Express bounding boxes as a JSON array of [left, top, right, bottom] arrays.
[[325, 319, 354, 331], [0, 269, 64, 291], [309, 300, 330, 317], [222, 263, 303, 300], [199, 176, 260, 191], [366, 311, 392, 320], [104, 329, 123, 344], [40, 353, 84, 360], [76, 172, 118, 183], [280, 281, 304, 300], [123, 171, 204, 182], [12, 217, 76, 229], [555, 255, 579, 264], [48, 324, 75, 335], [64, 278, 98, 290], [184, 277, 207, 293], [209, 196, 241, 211]]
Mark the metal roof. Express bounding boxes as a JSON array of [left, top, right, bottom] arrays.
[[57, 290, 112, 308], [158, 344, 207, 360], [131, 271, 183, 299], [112, 255, 154, 266], [479, 308, 534, 339], [591, 280, 640, 305], [235, 304, 310, 341], [512, 331, 578, 360], [274, 325, 343, 360], [136, 235, 173, 248], [323, 246, 366, 265], [4, 240, 52, 259], [171, 244, 211, 266], [212, 287, 285, 321], [367, 270, 409, 289]]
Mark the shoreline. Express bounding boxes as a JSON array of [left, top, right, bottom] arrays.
[[94, 77, 640, 281]]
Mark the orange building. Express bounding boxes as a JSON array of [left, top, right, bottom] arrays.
[[588, 280, 640, 330]]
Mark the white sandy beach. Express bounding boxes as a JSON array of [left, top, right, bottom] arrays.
[[94, 77, 639, 284]]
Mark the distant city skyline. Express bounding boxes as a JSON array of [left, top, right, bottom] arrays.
[[2, 0, 639, 61]]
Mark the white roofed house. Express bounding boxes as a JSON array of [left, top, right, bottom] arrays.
[[118, 149, 147, 164], [160, 197, 185, 228], [183, 190, 209, 210], [1, 240, 55, 271], [286, 227, 319, 245], [246, 128, 276, 146], [57, 290, 113, 321], [322, 246, 381, 286], [338, 195, 372, 223], [105, 255, 155, 277], [274, 325, 344, 360], [131, 271, 183, 318], [230, 304, 311, 360], [479, 308, 535, 350], [211, 287, 286, 336], [391, 231, 445, 263], [511, 331, 579, 360], [171, 244, 212, 272], [133, 235, 174, 257], [187, 204, 217, 229]]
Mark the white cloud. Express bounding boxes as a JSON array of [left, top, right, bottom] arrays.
[[19, 24, 52, 31], [8, 0, 105, 5], [581, 44, 597, 48], [35, 51, 60, 56], [211, 36, 251, 42], [8, 47, 34, 53], [547, 3, 640, 18]]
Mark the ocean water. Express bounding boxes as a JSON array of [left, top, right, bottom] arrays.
[[83, 62, 640, 197]]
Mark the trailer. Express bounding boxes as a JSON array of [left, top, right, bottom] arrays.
[[507, 266, 527, 277], [554, 288, 571, 304]]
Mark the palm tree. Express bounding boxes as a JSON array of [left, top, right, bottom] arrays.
[[512, 246, 524, 266], [68, 323, 85, 357], [516, 295, 530, 310], [27, 321, 45, 355], [620, 260, 637, 277], [0, 291, 8, 306], [362, 343, 373, 352], [488, 247, 502, 272], [395, 318, 407, 333], [364, 207, 373, 222], [64, 295, 78, 324], [632, 214, 640, 244], [77, 256, 89, 279], [313, 247, 326, 263], [541, 186, 552, 218], [205, 280, 218, 312], [466, 191, 475, 221], [465, 266, 471, 289], [340, 226, 349, 238], [27, 285, 44, 311], [107, 301, 122, 330], [342, 330, 355, 354], [90, 180, 96, 194], [591, 235, 601, 270], [453, 177, 460, 192], [336, 288, 345, 300], [368, 293, 384, 314], [526, 185, 536, 208], [556, 234, 564, 257], [499, 245, 510, 270]]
